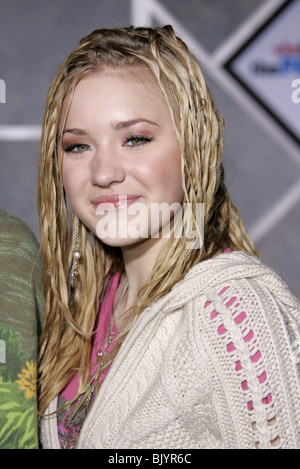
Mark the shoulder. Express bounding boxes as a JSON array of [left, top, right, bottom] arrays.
[[0, 208, 43, 304], [167, 250, 300, 325], [185, 251, 300, 364], [0, 209, 41, 273], [185, 253, 300, 448], [182, 250, 299, 310], [0, 208, 39, 255], [157, 252, 300, 447]]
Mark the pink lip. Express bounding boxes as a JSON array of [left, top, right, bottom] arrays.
[[92, 194, 141, 210]]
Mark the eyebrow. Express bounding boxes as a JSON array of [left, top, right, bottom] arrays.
[[112, 118, 159, 130], [63, 128, 87, 135], [63, 118, 159, 135]]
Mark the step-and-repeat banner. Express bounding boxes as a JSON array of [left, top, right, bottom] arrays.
[[225, 0, 300, 145]]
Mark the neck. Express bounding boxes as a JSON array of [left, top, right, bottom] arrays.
[[113, 237, 167, 327], [123, 237, 166, 293]]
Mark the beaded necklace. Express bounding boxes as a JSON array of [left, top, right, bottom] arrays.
[[65, 280, 128, 424]]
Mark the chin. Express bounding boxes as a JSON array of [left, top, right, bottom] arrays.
[[96, 236, 145, 248]]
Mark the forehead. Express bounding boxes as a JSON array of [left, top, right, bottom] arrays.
[[60, 65, 179, 132], [75, 66, 164, 101]]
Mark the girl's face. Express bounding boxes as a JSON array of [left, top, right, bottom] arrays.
[[61, 67, 183, 247]]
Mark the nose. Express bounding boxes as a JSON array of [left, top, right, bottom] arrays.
[[91, 148, 126, 187]]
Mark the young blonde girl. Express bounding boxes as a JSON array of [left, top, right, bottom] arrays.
[[38, 26, 300, 449]]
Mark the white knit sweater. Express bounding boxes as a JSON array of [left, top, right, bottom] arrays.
[[40, 251, 300, 449]]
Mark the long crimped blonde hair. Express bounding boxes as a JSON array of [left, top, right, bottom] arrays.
[[38, 25, 258, 413]]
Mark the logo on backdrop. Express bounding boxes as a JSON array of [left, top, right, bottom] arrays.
[[225, 0, 300, 144], [251, 42, 300, 75]]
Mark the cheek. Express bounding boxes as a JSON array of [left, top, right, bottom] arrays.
[[61, 164, 73, 199], [156, 147, 183, 203], [61, 162, 83, 205]]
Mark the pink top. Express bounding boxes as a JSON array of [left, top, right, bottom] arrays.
[[57, 271, 121, 449]]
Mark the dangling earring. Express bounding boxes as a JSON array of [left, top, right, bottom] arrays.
[[70, 213, 81, 288]]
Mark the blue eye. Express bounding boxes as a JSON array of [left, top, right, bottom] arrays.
[[125, 136, 152, 147], [64, 143, 90, 153]]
